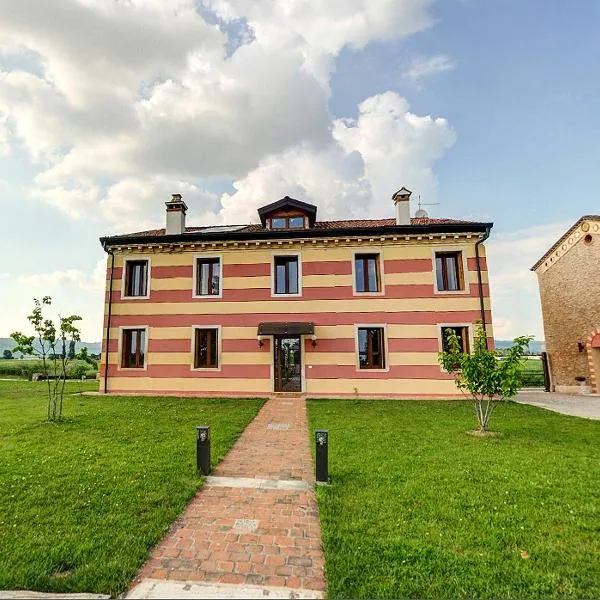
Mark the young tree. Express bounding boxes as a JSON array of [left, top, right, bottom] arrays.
[[439, 322, 532, 433], [68, 340, 76, 360], [2, 349, 13, 359], [12, 297, 83, 422]]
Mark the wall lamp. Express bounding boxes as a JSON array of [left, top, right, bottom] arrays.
[[257, 335, 265, 348], [311, 334, 317, 348]]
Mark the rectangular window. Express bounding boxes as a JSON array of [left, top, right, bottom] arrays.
[[124, 260, 148, 297], [358, 327, 385, 369], [435, 252, 464, 291], [121, 329, 146, 368], [194, 328, 219, 368], [355, 254, 381, 293], [271, 217, 287, 229], [274, 256, 299, 295], [270, 216, 306, 229], [288, 216, 305, 228], [441, 326, 470, 354], [196, 257, 221, 296]]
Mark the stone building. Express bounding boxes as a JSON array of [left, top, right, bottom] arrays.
[[532, 216, 600, 394]]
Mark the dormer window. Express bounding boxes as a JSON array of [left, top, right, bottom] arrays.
[[257, 196, 317, 231]]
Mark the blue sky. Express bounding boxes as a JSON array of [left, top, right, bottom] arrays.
[[0, 0, 597, 341]]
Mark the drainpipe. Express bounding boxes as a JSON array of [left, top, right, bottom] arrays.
[[103, 245, 115, 394], [475, 226, 491, 349]]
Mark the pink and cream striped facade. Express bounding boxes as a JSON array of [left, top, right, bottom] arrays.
[[100, 197, 494, 399]]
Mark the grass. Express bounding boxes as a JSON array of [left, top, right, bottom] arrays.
[[0, 380, 264, 596], [308, 399, 600, 599]]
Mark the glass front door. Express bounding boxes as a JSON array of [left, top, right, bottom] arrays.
[[274, 336, 302, 392]]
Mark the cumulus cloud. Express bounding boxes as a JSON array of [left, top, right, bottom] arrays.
[[403, 54, 456, 84], [486, 222, 570, 340], [220, 91, 456, 223], [32, 176, 221, 233], [17, 258, 107, 292], [0, 0, 452, 233]]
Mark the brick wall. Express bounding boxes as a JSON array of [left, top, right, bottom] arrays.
[[537, 225, 600, 391]]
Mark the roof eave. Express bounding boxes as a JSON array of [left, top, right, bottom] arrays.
[[99, 221, 494, 249]]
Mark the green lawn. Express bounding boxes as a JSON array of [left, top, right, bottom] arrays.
[[0, 380, 264, 596], [308, 399, 600, 599]]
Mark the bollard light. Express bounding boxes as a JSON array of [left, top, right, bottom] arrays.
[[196, 425, 211, 475], [315, 429, 329, 484]]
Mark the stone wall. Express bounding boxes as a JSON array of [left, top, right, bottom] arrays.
[[536, 222, 600, 392]]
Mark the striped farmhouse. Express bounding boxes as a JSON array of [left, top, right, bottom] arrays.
[[99, 190, 494, 398]]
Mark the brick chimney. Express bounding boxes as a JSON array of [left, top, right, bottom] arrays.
[[165, 193, 188, 235], [392, 187, 412, 225]]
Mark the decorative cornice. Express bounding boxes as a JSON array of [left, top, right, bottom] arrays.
[[531, 216, 600, 274], [109, 232, 488, 254]]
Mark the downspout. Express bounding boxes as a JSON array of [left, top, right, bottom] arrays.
[[475, 226, 492, 349], [103, 244, 115, 394]]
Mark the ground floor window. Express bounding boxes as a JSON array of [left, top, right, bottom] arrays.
[[440, 325, 470, 354], [194, 328, 219, 369], [121, 328, 146, 368], [358, 327, 386, 369]]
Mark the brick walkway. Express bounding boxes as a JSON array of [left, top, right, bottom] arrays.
[[127, 397, 326, 599]]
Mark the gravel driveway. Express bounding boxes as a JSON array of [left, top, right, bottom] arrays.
[[515, 390, 600, 420]]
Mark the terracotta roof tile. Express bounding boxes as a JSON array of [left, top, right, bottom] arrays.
[[116, 217, 475, 239]]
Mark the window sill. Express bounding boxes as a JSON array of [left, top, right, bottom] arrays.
[[120, 295, 151, 300], [353, 290, 385, 297], [191, 294, 223, 300], [434, 288, 469, 295], [271, 293, 302, 298], [191, 367, 222, 372], [118, 366, 147, 371], [356, 367, 389, 373]]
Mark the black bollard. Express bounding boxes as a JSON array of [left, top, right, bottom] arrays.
[[315, 429, 329, 484], [196, 426, 211, 475]]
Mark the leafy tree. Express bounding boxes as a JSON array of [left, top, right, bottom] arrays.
[[439, 322, 532, 433], [68, 340, 76, 360], [12, 297, 84, 422], [2, 349, 13, 359]]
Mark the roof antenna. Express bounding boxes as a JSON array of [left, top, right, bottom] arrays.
[[415, 195, 439, 219]]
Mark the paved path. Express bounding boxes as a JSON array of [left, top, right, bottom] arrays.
[[126, 398, 326, 599], [515, 390, 600, 420]]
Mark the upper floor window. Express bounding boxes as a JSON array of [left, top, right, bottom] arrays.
[[355, 254, 381, 293], [121, 328, 146, 369], [193, 327, 219, 369], [441, 325, 470, 354], [124, 259, 149, 297], [358, 327, 386, 370], [435, 251, 465, 292], [270, 215, 306, 230], [274, 255, 299, 295], [195, 256, 221, 297]]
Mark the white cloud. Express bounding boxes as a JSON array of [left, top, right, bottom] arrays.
[[0, 0, 453, 233], [486, 222, 570, 340], [0, 0, 463, 342], [17, 258, 107, 292], [403, 54, 456, 84], [205, 0, 435, 83], [219, 91, 455, 224]]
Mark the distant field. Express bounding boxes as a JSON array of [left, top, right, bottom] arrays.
[[519, 357, 545, 388], [0, 358, 98, 380]]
